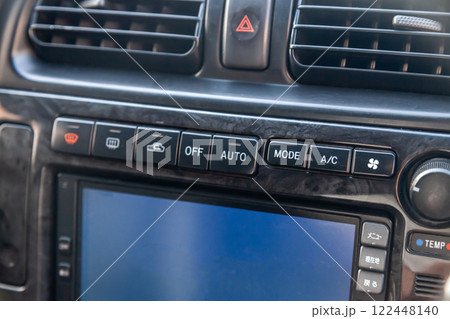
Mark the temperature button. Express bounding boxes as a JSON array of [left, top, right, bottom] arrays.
[[409, 232, 450, 259]]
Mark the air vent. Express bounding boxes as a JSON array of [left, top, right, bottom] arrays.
[[414, 274, 445, 298], [29, 0, 206, 73], [290, 0, 450, 94]]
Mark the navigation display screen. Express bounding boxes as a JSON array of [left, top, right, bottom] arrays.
[[79, 186, 357, 300]]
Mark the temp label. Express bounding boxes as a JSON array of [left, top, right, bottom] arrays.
[[410, 232, 450, 259]]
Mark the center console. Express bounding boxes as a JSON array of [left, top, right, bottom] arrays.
[[0, 0, 450, 302]]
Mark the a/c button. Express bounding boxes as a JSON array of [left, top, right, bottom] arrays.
[[309, 145, 352, 173]]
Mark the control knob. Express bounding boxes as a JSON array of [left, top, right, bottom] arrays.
[[409, 158, 450, 221]]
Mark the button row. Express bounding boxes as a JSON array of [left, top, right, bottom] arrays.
[[51, 118, 396, 178], [267, 140, 396, 177], [51, 118, 260, 175], [356, 222, 390, 295]]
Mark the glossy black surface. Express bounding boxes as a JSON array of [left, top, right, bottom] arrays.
[[0, 124, 33, 287]]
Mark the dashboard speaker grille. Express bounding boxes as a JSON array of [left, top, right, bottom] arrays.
[[29, 0, 206, 73], [414, 274, 445, 298], [289, 0, 450, 94]]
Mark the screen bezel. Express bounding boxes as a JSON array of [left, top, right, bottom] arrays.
[[56, 174, 394, 301], [74, 180, 360, 301]]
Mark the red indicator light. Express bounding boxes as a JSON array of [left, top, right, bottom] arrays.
[[447, 243, 450, 250], [64, 133, 79, 145]]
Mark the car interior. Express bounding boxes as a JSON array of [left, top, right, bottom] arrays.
[[0, 0, 449, 301]]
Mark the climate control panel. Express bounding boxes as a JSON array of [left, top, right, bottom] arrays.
[[51, 117, 397, 178]]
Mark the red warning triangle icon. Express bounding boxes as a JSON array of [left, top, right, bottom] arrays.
[[236, 15, 254, 33]]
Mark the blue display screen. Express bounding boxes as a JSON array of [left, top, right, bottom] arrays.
[[79, 187, 356, 301]]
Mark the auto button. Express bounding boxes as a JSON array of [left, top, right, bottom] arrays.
[[210, 135, 259, 175]]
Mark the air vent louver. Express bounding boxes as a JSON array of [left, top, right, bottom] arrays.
[[29, 0, 205, 73], [414, 274, 445, 298], [290, 0, 450, 94]]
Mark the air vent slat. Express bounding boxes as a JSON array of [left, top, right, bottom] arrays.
[[31, 24, 199, 40], [416, 275, 446, 284], [414, 274, 445, 298], [292, 45, 450, 60], [294, 25, 450, 38], [29, 0, 206, 74], [35, 6, 202, 22], [298, 5, 450, 18], [290, 0, 450, 94]]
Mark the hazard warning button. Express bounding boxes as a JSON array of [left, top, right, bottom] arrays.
[[222, 0, 273, 70], [235, 15, 256, 34]]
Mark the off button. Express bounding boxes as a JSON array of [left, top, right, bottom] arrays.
[[178, 132, 212, 170]]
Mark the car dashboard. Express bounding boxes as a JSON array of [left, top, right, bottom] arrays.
[[0, 0, 449, 301]]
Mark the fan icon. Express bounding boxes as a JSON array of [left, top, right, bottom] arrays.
[[367, 158, 379, 170]]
